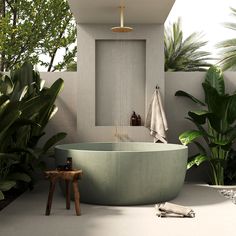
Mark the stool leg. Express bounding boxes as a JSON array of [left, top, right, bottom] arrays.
[[45, 179, 56, 216], [65, 180, 70, 209], [72, 178, 80, 216]]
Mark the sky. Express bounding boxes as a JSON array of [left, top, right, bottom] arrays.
[[39, 0, 236, 71], [165, 0, 236, 59]]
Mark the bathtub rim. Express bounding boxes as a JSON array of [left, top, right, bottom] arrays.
[[55, 142, 188, 153]]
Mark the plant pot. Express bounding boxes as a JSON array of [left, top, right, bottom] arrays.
[[208, 184, 236, 191]]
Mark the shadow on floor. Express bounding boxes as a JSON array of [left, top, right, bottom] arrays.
[[171, 184, 228, 206]]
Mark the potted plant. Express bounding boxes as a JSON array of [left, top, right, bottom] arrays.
[[175, 65, 236, 185], [0, 62, 66, 201]]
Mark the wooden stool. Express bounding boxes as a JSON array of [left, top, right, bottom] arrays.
[[44, 169, 83, 216]]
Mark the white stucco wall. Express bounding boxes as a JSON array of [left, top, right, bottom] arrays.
[[39, 71, 236, 181], [77, 24, 164, 142]]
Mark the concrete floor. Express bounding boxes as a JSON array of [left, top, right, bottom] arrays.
[[0, 182, 235, 236]]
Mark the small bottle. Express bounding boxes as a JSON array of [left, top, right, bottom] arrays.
[[130, 111, 138, 126], [137, 115, 141, 126], [65, 157, 72, 171]]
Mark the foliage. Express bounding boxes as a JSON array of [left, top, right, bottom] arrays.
[[217, 7, 236, 71], [0, 0, 77, 72], [224, 149, 236, 184], [0, 62, 66, 199], [175, 65, 236, 185], [165, 18, 212, 71]]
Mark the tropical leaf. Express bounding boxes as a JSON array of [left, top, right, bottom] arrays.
[[227, 94, 236, 124], [0, 109, 21, 150], [0, 75, 14, 95], [0, 180, 16, 191], [188, 110, 209, 124], [0, 99, 10, 117], [175, 90, 205, 106], [205, 66, 225, 95], [179, 130, 203, 145], [185, 117, 210, 144], [202, 82, 228, 118], [187, 154, 209, 169], [8, 172, 31, 183], [32, 79, 64, 135], [43, 132, 67, 153], [0, 190, 4, 200], [20, 95, 50, 118]]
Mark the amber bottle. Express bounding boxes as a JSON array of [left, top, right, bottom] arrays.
[[137, 115, 141, 126], [130, 111, 138, 126]]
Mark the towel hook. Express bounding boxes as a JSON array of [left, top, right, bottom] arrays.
[[156, 84, 160, 89]]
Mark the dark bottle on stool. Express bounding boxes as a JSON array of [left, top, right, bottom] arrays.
[[65, 157, 72, 171]]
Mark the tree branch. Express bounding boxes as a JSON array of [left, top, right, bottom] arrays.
[[47, 17, 71, 71]]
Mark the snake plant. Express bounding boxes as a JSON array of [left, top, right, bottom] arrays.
[[0, 62, 66, 199], [175, 65, 236, 185]]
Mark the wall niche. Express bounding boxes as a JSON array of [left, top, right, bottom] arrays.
[[95, 40, 146, 126]]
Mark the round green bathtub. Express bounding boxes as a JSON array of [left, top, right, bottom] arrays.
[[55, 142, 188, 205]]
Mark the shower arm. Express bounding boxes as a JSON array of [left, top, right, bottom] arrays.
[[120, 6, 124, 27]]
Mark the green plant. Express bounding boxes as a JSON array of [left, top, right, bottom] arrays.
[[165, 18, 212, 71], [217, 7, 236, 71], [0, 0, 76, 71], [175, 65, 236, 185], [224, 149, 236, 184], [0, 62, 66, 199]]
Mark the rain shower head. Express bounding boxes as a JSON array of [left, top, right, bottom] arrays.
[[111, 6, 133, 33]]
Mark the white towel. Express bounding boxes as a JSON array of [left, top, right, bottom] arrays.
[[145, 88, 168, 143], [155, 203, 195, 218]]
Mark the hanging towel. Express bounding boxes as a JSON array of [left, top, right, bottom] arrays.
[[145, 88, 168, 143], [155, 202, 195, 218]]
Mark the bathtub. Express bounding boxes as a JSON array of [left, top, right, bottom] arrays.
[[55, 142, 188, 205]]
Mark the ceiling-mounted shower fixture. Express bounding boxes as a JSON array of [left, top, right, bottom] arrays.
[[111, 6, 133, 33]]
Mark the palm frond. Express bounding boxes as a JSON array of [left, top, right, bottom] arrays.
[[217, 7, 236, 71], [165, 18, 212, 72]]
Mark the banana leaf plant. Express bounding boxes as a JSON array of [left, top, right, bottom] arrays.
[[175, 65, 236, 185], [0, 62, 66, 199]]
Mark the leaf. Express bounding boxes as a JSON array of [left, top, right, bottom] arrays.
[[179, 130, 203, 145], [0, 98, 10, 118], [175, 90, 205, 106], [205, 66, 225, 95], [227, 94, 236, 124], [187, 154, 209, 169], [0, 180, 16, 191], [164, 18, 211, 72], [32, 79, 64, 135], [0, 190, 4, 200], [0, 109, 21, 148], [20, 94, 50, 118], [202, 82, 228, 118], [43, 132, 67, 153], [0, 75, 14, 95], [14, 119, 41, 128], [185, 117, 209, 139], [0, 95, 9, 106], [188, 110, 209, 125], [8, 172, 31, 183], [11, 147, 39, 159]]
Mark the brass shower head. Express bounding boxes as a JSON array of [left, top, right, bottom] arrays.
[[111, 6, 133, 33]]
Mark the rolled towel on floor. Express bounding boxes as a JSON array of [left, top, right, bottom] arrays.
[[155, 202, 195, 218]]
